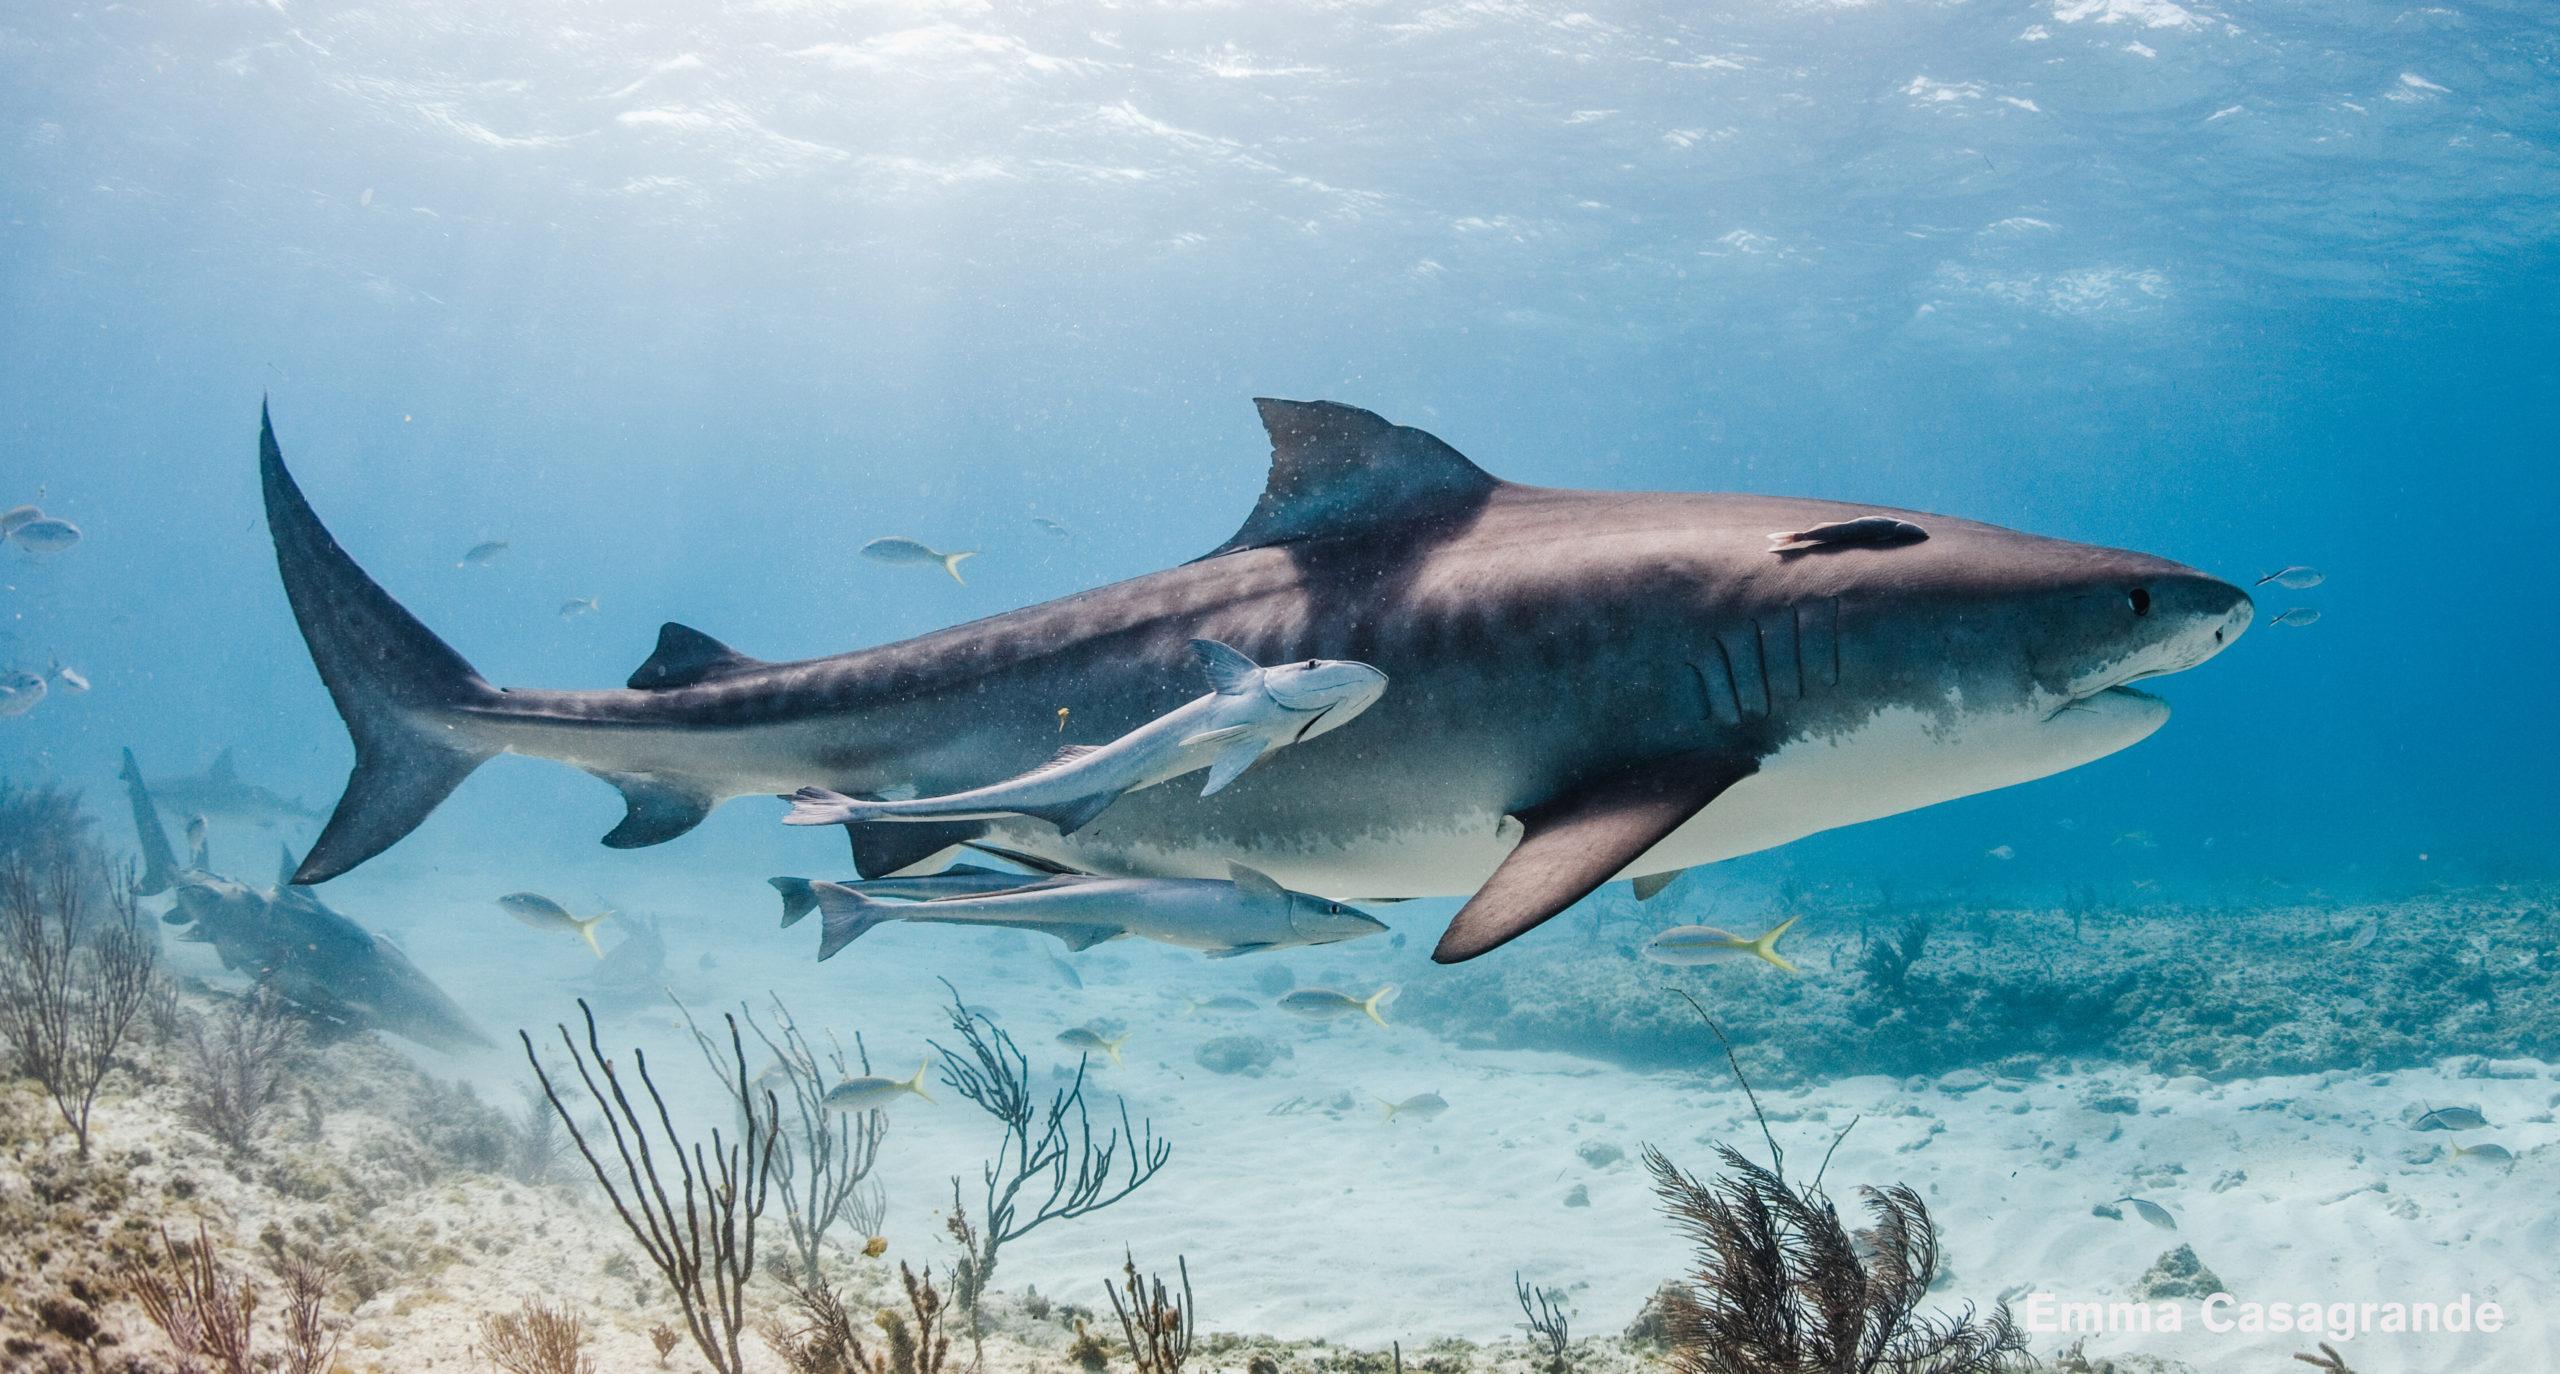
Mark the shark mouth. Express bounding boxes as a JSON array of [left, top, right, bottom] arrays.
[[2046, 681, 2162, 723], [1290, 705, 1338, 744]]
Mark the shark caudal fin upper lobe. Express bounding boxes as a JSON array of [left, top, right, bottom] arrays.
[[261, 402, 501, 884], [117, 749, 182, 896]]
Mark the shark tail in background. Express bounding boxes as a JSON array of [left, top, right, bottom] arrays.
[[812, 881, 897, 961], [1750, 915, 1804, 974], [261, 402, 503, 885], [117, 748, 182, 896]]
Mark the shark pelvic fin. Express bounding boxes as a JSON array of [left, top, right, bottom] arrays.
[[628, 623, 768, 691], [594, 773, 715, 848], [1433, 750, 1760, 964], [1199, 399, 1502, 559], [1200, 738, 1267, 796], [845, 819, 991, 879], [1631, 869, 1685, 902]]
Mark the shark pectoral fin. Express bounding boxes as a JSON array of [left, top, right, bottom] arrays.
[[1433, 750, 1759, 964], [1023, 790, 1120, 837], [844, 819, 991, 880], [1205, 942, 1277, 960], [1631, 869, 1685, 902], [770, 877, 820, 928], [596, 774, 715, 849], [627, 622, 769, 691], [1199, 739, 1268, 796]]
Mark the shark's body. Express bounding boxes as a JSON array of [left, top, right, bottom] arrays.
[[149, 748, 326, 830], [261, 398, 2249, 962], [120, 749, 488, 1052], [785, 640, 1387, 834]]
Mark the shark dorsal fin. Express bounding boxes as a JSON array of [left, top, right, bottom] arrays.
[[1200, 399, 1500, 559], [208, 747, 239, 784], [628, 623, 768, 691], [1227, 863, 1288, 904]]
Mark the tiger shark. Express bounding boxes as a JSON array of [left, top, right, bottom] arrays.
[[260, 397, 2250, 962]]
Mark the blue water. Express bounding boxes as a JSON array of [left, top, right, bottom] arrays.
[[3, 0, 2556, 1362]]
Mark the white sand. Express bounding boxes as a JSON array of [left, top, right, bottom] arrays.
[[254, 854, 2560, 1371]]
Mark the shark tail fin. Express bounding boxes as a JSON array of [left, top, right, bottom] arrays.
[[813, 881, 894, 961], [771, 877, 821, 928], [574, 912, 612, 959], [118, 749, 182, 896], [1751, 915, 1803, 974], [904, 1058, 936, 1103], [262, 402, 502, 884], [1362, 985, 1397, 1029], [942, 551, 976, 586]]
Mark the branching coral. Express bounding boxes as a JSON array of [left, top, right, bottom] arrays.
[[524, 998, 778, 1374], [766, 1261, 949, 1374], [123, 1221, 261, 1374], [1513, 1273, 1570, 1374], [476, 1299, 597, 1374], [930, 980, 1169, 1309], [0, 856, 157, 1157], [681, 994, 888, 1284], [178, 986, 301, 1155], [1108, 1251, 1194, 1374]]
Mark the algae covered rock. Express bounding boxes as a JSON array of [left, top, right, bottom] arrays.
[[1194, 1035, 1291, 1077], [2132, 1244, 2225, 1302]]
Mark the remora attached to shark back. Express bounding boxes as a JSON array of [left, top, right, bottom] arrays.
[[260, 396, 2250, 963]]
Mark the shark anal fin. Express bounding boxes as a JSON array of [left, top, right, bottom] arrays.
[[1199, 399, 1501, 559], [595, 773, 715, 848], [845, 819, 991, 880], [1631, 869, 1685, 902], [1433, 751, 1758, 964], [629, 623, 768, 691], [1205, 942, 1277, 960]]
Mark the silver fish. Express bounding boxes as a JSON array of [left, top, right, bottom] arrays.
[[1056, 1027, 1130, 1065], [861, 536, 974, 585], [2269, 608, 2321, 628], [457, 540, 509, 568], [50, 661, 88, 694], [823, 1061, 935, 1111], [2255, 566, 2324, 590], [2345, 916, 2379, 950], [2112, 1196, 2176, 1230], [1277, 985, 1397, 1028], [2414, 1106, 2488, 1132], [0, 506, 39, 539], [2451, 1143, 2514, 1168], [560, 596, 600, 618], [497, 892, 614, 958], [0, 670, 45, 718], [8, 517, 82, 554], [1378, 1091, 1448, 1123], [1183, 995, 1258, 1016], [785, 640, 1388, 835], [1032, 516, 1069, 537]]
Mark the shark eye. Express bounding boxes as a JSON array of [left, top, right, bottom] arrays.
[[2127, 588, 2152, 617]]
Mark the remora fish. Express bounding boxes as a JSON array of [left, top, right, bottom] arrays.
[[769, 864, 1059, 927], [805, 865, 1386, 961], [256, 398, 2251, 963], [783, 640, 1387, 835], [119, 748, 488, 1053]]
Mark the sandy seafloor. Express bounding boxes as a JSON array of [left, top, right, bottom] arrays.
[[224, 842, 2560, 1374]]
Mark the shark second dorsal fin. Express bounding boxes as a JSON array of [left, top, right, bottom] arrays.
[[1199, 399, 1501, 559], [208, 747, 239, 784], [628, 623, 768, 691]]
